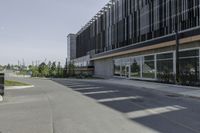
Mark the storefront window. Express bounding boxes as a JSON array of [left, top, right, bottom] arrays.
[[157, 53, 174, 82], [179, 49, 199, 82], [121, 58, 130, 77], [113, 49, 200, 85], [130, 57, 141, 78], [121, 64, 126, 77], [114, 59, 121, 76], [142, 55, 155, 79]]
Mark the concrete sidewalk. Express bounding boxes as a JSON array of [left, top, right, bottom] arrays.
[[101, 78, 200, 99]]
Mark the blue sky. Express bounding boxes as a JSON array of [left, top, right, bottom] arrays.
[[0, 0, 108, 65]]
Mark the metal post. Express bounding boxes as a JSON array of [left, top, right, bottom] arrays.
[[175, 0, 180, 83]]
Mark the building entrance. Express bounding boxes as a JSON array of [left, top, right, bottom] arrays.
[[125, 65, 130, 78]]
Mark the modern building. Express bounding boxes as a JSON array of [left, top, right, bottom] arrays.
[[67, 34, 77, 61], [70, 0, 200, 85]]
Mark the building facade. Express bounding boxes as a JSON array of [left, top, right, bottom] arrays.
[[71, 0, 200, 85], [67, 34, 77, 61]]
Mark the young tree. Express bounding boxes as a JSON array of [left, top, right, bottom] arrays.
[[29, 65, 39, 77], [7, 64, 11, 70], [50, 61, 57, 77], [63, 58, 68, 77], [0, 65, 3, 71], [47, 61, 52, 70], [68, 61, 75, 77], [38, 62, 49, 77]]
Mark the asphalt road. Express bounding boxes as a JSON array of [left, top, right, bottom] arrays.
[[0, 78, 200, 133]]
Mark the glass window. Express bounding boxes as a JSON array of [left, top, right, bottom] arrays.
[[130, 57, 141, 78], [142, 55, 155, 79], [121, 58, 130, 77], [114, 59, 121, 76], [157, 53, 174, 82], [179, 49, 199, 58], [121, 64, 126, 77], [179, 49, 199, 82]]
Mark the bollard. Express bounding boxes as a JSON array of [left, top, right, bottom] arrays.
[[0, 73, 4, 96]]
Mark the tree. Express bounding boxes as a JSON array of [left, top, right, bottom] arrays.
[[38, 62, 49, 77], [50, 61, 57, 77], [27, 60, 66, 78], [7, 64, 11, 70], [68, 61, 75, 77], [29, 65, 39, 77], [0, 65, 3, 71], [63, 58, 68, 77], [47, 61, 52, 70], [57, 62, 62, 77]]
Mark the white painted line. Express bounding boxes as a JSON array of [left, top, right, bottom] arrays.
[[126, 105, 187, 119], [73, 87, 103, 91], [83, 90, 119, 95], [98, 96, 142, 103], [5, 85, 34, 90]]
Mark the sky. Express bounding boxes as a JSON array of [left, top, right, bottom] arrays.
[[0, 0, 108, 66]]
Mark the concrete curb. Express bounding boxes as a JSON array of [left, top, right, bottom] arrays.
[[5, 85, 34, 90], [178, 92, 200, 100], [31, 77, 50, 80]]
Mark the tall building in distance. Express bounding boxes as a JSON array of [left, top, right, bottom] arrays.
[[67, 34, 77, 61], [68, 0, 200, 85]]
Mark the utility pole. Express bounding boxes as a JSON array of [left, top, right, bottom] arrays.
[[175, 0, 180, 83]]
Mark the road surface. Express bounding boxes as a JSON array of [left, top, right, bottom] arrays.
[[0, 78, 200, 133]]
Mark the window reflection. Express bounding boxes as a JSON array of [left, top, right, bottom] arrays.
[[142, 55, 155, 79], [130, 57, 141, 78], [157, 53, 174, 82], [113, 49, 200, 85], [114, 59, 121, 76], [179, 50, 199, 82]]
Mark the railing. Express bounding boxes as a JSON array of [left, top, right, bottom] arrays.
[[0, 73, 5, 96]]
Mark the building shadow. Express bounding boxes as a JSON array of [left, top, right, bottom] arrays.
[[53, 79, 200, 133]]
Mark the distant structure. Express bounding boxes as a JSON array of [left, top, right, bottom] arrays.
[[67, 34, 77, 61]]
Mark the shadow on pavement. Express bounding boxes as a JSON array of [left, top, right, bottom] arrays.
[[53, 79, 200, 133]]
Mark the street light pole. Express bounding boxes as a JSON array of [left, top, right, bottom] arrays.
[[175, 0, 180, 83]]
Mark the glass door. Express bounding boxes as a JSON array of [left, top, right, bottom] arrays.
[[125, 65, 130, 78]]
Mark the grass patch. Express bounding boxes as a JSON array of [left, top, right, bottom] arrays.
[[5, 80, 31, 86]]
